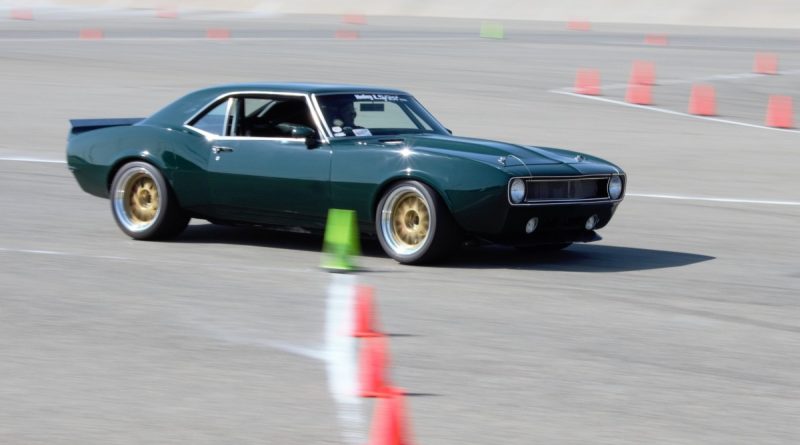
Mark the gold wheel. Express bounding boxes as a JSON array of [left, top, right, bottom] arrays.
[[125, 174, 159, 224], [112, 164, 164, 234], [390, 193, 430, 248], [379, 184, 433, 257], [111, 162, 189, 240]]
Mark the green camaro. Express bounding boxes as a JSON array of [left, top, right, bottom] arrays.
[[67, 83, 625, 264]]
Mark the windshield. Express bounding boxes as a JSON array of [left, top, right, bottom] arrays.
[[316, 93, 447, 137]]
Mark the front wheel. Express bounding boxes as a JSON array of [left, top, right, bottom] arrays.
[[375, 180, 459, 264], [110, 161, 189, 240]]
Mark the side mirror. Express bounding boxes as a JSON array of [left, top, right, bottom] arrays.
[[277, 123, 320, 149], [291, 126, 320, 149]]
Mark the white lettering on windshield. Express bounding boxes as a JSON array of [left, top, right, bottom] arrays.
[[353, 94, 406, 102]]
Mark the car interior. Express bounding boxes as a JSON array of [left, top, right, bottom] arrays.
[[235, 98, 315, 138]]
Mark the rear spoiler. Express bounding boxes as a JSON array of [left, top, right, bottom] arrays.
[[69, 118, 146, 136]]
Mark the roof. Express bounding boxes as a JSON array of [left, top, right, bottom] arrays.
[[145, 82, 410, 126], [203, 82, 409, 95]]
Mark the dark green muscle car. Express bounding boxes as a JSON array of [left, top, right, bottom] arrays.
[[67, 83, 625, 264]]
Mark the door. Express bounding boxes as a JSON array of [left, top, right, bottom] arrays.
[[203, 94, 332, 227]]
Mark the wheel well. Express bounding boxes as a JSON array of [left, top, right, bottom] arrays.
[[371, 177, 453, 222], [107, 157, 155, 191]]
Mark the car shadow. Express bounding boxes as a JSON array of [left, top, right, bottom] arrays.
[[176, 223, 387, 256], [176, 223, 713, 273], [443, 244, 715, 272]]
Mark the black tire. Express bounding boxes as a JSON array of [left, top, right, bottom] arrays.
[[109, 161, 189, 240], [375, 180, 460, 264]]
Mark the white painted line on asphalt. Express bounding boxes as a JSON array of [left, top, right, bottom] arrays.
[[0, 156, 66, 163], [551, 90, 800, 133], [627, 193, 800, 206], [325, 273, 365, 445], [0, 247, 131, 260]]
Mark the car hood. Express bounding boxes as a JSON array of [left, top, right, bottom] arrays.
[[388, 134, 623, 176], [404, 134, 569, 165]]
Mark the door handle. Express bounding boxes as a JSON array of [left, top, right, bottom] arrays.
[[212, 145, 234, 154]]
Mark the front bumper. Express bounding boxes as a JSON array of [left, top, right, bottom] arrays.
[[480, 201, 620, 246]]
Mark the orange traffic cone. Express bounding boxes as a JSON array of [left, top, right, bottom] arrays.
[[630, 60, 655, 86], [156, 8, 178, 19], [574, 68, 600, 95], [359, 335, 392, 398], [207, 28, 231, 40], [567, 20, 591, 31], [353, 285, 382, 337], [765, 95, 793, 128], [688, 84, 716, 116], [343, 14, 367, 25], [365, 387, 414, 445], [644, 34, 668, 46], [626, 83, 652, 105], [754, 53, 778, 75], [79, 29, 104, 40], [335, 30, 360, 40], [10, 8, 33, 20]]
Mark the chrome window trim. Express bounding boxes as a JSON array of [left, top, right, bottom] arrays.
[[223, 97, 233, 135], [213, 136, 314, 144], [183, 90, 329, 144], [184, 97, 233, 139], [310, 93, 333, 139], [506, 174, 626, 206]]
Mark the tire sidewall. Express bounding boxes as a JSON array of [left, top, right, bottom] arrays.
[[110, 161, 171, 239], [375, 180, 440, 264]]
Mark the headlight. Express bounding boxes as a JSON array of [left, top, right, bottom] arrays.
[[608, 175, 623, 199], [510, 179, 526, 203]]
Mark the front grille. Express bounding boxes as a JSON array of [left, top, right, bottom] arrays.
[[523, 177, 609, 203]]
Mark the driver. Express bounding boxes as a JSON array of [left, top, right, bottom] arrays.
[[321, 97, 358, 131]]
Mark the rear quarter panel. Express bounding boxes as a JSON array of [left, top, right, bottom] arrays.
[[66, 124, 211, 211]]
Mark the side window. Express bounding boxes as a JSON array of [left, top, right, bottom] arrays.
[[235, 96, 314, 138], [189, 100, 229, 135]]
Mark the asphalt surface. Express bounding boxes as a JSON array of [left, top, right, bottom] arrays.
[[1, 12, 799, 445]]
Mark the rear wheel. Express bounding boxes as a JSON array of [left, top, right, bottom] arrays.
[[110, 161, 189, 240], [376, 180, 459, 264]]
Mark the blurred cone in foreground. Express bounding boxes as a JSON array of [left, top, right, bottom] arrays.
[[574, 68, 600, 95], [322, 208, 360, 271], [366, 387, 413, 445], [765, 95, 793, 128], [688, 84, 716, 116], [626, 83, 652, 105], [360, 335, 391, 397], [353, 285, 382, 337], [10, 9, 33, 20], [754, 53, 778, 75], [630, 60, 655, 85]]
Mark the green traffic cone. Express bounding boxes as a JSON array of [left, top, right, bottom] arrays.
[[322, 208, 361, 272], [480, 22, 505, 39]]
